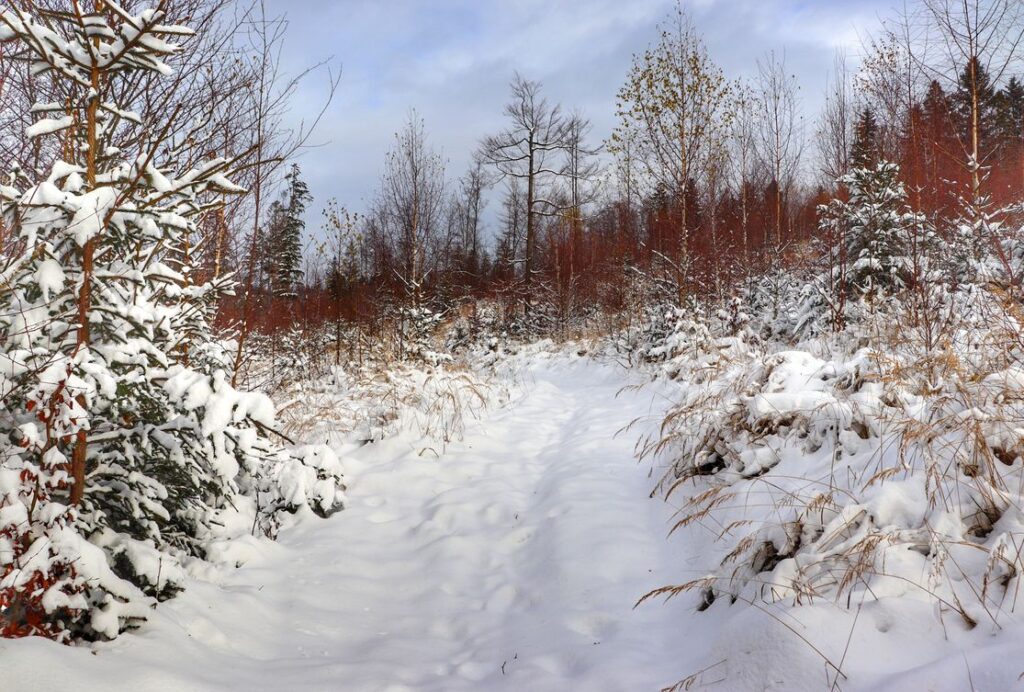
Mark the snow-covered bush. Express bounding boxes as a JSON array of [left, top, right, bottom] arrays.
[[244, 327, 334, 394], [0, 6, 344, 641], [641, 255, 1024, 638]]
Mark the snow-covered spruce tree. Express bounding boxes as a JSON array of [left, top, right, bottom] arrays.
[[819, 161, 925, 297], [948, 192, 1010, 282], [398, 305, 447, 365], [266, 163, 310, 299], [0, 4, 343, 641]]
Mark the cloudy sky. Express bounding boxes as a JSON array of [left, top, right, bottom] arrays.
[[264, 0, 899, 236]]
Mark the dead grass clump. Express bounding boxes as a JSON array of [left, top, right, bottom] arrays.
[[642, 284, 1024, 637]]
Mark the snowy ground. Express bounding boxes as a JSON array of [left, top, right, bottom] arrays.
[[2, 357, 715, 691], [10, 353, 1013, 691]]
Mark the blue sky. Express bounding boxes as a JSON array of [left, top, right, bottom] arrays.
[[265, 0, 898, 239]]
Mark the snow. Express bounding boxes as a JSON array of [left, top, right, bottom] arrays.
[[25, 116, 73, 139], [34, 259, 65, 301], [4, 339, 1024, 689], [0, 357, 704, 691], [67, 187, 118, 246]]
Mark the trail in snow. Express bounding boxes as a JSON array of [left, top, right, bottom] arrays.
[[4, 358, 706, 692]]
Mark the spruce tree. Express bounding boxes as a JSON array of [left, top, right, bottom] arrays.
[[0, 3, 343, 641], [922, 80, 952, 140], [820, 162, 926, 296], [995, 76, 1024, 154], [850, 107, 879, 169], [268, 164, 310, 299]]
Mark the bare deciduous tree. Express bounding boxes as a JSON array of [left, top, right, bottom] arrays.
[[480, 74, 569, 313], [756, 50, 804, 245], [730, 79, 759, 266], [376, 112, 448, 308], [448, 158, 487, 290], [818, 50, 855, 184], [229, 0, 339, 385]]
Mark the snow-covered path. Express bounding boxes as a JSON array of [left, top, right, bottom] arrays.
[[5, 359, 701, 691]]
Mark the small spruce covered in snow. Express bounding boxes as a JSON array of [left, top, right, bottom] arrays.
[[0, 4, 343, 641], [819, 161, 928, 297], [399, 306, 450, 365]]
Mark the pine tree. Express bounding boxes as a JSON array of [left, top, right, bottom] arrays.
[[0, 4, 343, 641]]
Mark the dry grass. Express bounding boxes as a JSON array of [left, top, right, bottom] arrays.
[[640, 282, 1024, 654]]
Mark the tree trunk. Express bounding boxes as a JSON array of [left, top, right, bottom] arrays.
[[71, 0, 105, 507], [524, 143, 535, 315], [970, 55, 981, 210]]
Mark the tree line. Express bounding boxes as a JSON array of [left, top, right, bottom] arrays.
[[240, 0, 1024, 358]]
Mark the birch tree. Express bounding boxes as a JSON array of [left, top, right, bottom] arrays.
[[921, 0, 1024, 210], [730, 79, 759, 265], [376, 113, 447, 309], [817, 51, 855, 184], [755, 50, 804, 246], [609, 2, 730, 301]]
